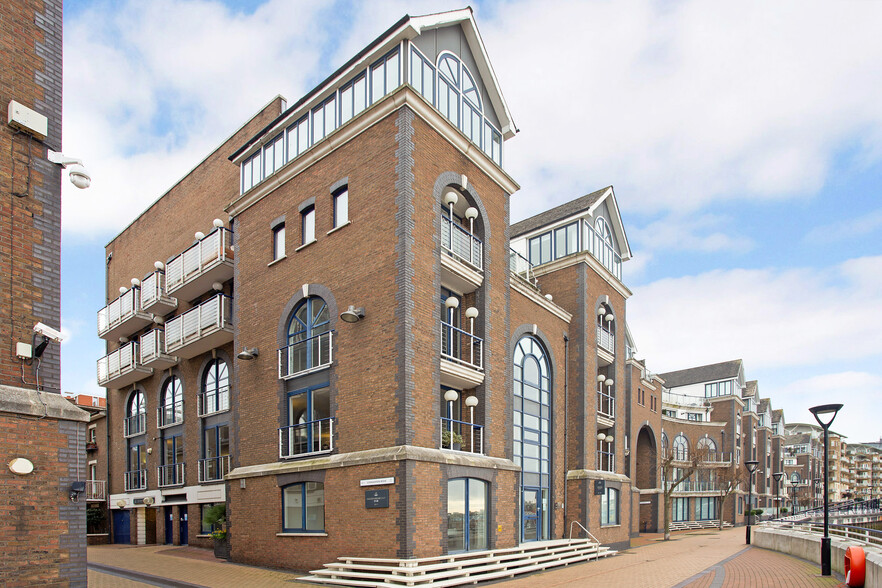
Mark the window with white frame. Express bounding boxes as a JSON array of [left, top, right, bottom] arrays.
[[272, 222, 285, 261], [301, 206, 315, 245], [333, 187, 348, 228], [672, 434, 689, 461]]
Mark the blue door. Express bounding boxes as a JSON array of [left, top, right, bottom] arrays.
[[112, 510, 130, 544], [165, 506, 173, 544], [179, 506, 188, 545]]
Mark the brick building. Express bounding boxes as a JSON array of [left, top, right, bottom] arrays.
[[65, 394, 110, 543], [97, 9, 680, 570], [1, 0, 89, 585]]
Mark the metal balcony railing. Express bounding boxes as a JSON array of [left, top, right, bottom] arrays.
[[198, 455, 230, 483], [157, 400, 183, 428], [85, 480, 106, 501], [97, 287, 147, 338], [442, 216, 482, 269], [124, 469, 147, 491], [97, 342, 149, 387], [165, 294, 232, 354], [123, 413, 146, 438], [139, 329, 175, 366], [583, 219, 623, 280], [279, 418, 334, 459], [441, 321, 483, 371], [278, 331, 333, 380], [166, 227, 233, 296], [140, 270, 176, 313], [440, 417, 484, 454], [666, 480, 723, 492], [198, 387, 229, 417], [509, 248, 538, 287], [157, 463, 185, 487], [596, 325, 615, 354], [597, 388, 615, 419]]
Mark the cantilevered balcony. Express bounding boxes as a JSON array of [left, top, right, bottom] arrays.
[[157, 463, 185, 488], [125, 469, 146, 492], [140, 269, 177, 315], [97, 342, 152, 389], [441, 215, 483, 293], [124, 413, 146, 437], [278, 331, 333, 380], [166, 227, 234, 302], [198, 455, 230, 483], [165, 294, 233, 359], [97, 287, 152, 341], [279, 418, 334, 459], [509, 248, 538, 288], [85, 480, 106, 501], [440, 320, 484, 389], [139, 329, 177, 370], [440, 417, 484, 454]]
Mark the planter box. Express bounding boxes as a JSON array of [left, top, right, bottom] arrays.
[[213, 537, 231, 560]]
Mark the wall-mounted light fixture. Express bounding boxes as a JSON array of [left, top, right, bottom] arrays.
[[69, 481, 85, 502], [237, 347, 259, 360], [340, 306, 365, 323], [8, 458, 34, 475]]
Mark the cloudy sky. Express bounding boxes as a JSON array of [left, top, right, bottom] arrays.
[[60, 0, 881, 441]]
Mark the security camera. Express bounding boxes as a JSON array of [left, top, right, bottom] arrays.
[[46, 150, 92, 190], [34, 322, 63, 343]]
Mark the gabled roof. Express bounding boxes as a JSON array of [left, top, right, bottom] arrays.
[[657, 359, 743, 389], [784, 433, 812, 445], [758, 397, 770, 413], [510, 186, 632, 261], [231, 8, 516, 161], [744, 380, 758, 399], [772, 408, 784, 423]]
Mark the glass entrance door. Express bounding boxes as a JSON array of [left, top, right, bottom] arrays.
[[522, 487, 540, 541]]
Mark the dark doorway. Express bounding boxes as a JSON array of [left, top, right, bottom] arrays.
[[165, 506, 173, 544], [145, 508, 157, 544], [179, 506, 189, 545], [112, 510, 130, 544]]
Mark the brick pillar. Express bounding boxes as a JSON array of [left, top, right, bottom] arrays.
[[172, 505, 181, 545]]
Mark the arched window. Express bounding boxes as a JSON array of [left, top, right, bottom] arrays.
[[697, 436, 717, 459], [159, 376, 183, 427], [437, 52, 483, 146], [790, 472, 801, 484], [673, 434, 689, 460], [661, 432, 669, 454], [595, 217, 613, 247], [282, 482, 324, 532], [201, 359, 229, 416], [513, 335, 551, 542], [125, 390, 146, 437], [284, 296, 331, 375], [447, 478, 488, 552]]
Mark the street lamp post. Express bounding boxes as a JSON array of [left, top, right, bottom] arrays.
[[745, 459, 759, 544], [809, 403, 843, 577], [773, 472, 784, 519]]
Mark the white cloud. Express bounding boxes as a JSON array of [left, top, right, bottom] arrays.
[[628, 255, 882, 372], [804, 209, 882, 244], [629, 213, 753, 255]]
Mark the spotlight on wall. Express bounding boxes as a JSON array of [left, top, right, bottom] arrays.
[[340, 306, 365, 323], [237, 347, 259, 360], [69, 481, 85, 502]]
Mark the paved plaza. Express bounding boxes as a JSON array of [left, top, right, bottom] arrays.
[[87, 527, 846, 587]]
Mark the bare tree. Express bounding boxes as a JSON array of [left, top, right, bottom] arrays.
[[715, 465, 745, 530], [660, 445, 711, 540]]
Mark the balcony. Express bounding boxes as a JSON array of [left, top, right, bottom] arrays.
[[165, 294, 233, 359], [97, 342, 152, 389], [124, 413, 146, 438], [597, 388, 615, 421], [440, 417, 484, 454], [140, 270, 177, 315], [597, 325, 615, 355], [85, 480, 106, 501], [157, 463, 185, 488], [166, 227, 234, 302], [198, 455, 230, 483], [157, 400, 183, 429], [667, 480, 724, 493], [86, 441, 98, 452], [125, 469, 147, 492], [509, 248, 538, 288], [279, 418, 334, 459], [440, 320, 484, 389], [139, 329, 177, 369], [703, 452, 733, 465], [278, 331, 333, 380], [441, 216, 483, 293], [198, 387, 229, 417], [97, 287, 152, 341]]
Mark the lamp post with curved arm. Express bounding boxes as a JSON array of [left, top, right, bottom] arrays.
[[809, 403, 843, 577]]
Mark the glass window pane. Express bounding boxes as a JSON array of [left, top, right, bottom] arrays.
[[354, 76, 366, 114], [371, 62, 384, 103], [305, 483, 324, 531], [298, 118, 309, 154], [468, 479, 487, 550], [284, 486, 303, 530], [386, 51, 400, 94], [303, 208, 315, 243], [312, 386, 330, 421], [447, 479, 465, 552], [335, 189, 348, 226], [313, 106, 324, 143], [324, 97, 336, 136], [340, 85, 353, 124]]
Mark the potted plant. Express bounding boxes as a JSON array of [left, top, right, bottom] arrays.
[[203, 504, 230, 560], [442, 429, 464, 451]]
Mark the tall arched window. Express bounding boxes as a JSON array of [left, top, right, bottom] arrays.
[[513, 335, 551, 542], [673, 434, 690, 461], [125, 390, 147, 490], [595, 217, 613, 247], [437, 52, 483, 147], [697, 436, 717, 459], [201, 359, 229, 416], [284, 296, 331, 375], [159, 376, 183, 427], [125, 390, 145, 436], [447, 478, 488, 552]]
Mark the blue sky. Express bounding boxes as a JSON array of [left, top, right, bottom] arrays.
[[60, 0, 882, 441]]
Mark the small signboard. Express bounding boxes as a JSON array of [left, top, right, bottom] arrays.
[[360, 477, 394, 487], [365, 489, 389, 509], [594, 479, 605, 495]]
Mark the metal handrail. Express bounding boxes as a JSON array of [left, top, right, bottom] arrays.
[[440, 417, 484, 454], [124, 469, 146, 491], [198, 455, 230, 483], [85, 480, 106, 501], [197, 387, 230, 417], [165, 293, 232, 351], [596, 325, 615, 354], [509, 248, 538, 287], [597, 387, 615, 419], [441, 320, 483, 370], [157, 463, 185, 487], [123, 413, 146, 437], [157, 400, 183, 428], [279, 418, 334, 459], [278, 331, 334, 379], [569, 520, 601, 544], [442, 215, 483, 269], [166, 227, 233, 293], [97, 341, 141, 386], [97, 287, 143, 335]]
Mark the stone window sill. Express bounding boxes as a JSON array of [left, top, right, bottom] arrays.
[[327, 221, 351, 236], [295, 239, 317, 252], [276, 532, 328, 537]]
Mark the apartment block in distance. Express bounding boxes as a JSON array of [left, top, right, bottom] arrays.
[[100, 9, 676, 575]]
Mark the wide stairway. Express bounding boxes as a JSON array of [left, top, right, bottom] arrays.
[[299, 538, 616, 587]]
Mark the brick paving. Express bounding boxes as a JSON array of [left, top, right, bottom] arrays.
[[87, 528, 848, 587]]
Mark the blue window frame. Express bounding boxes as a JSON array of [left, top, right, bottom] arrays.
[[696, 497, 716, 520], [285, 384, 331, 456], [447, 478, 488, 552], [286, 296, 330, 366], [159, 376, 183, 426], [370, 48, 400, 104], [601, 487, 619, 526], [528, 232, 552, 266], [554, 222, 579, 259], [285, 115, 310, 163], [339, 74, 367, 125], [201, 359, 229, 415], [673, 497, 689, 522], [282, 482, 324, 532]]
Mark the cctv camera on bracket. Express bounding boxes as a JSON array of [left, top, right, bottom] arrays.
[[47, 150, 91, 189]]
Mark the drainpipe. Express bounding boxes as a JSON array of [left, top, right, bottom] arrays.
[[563, 333, 569, 537]]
